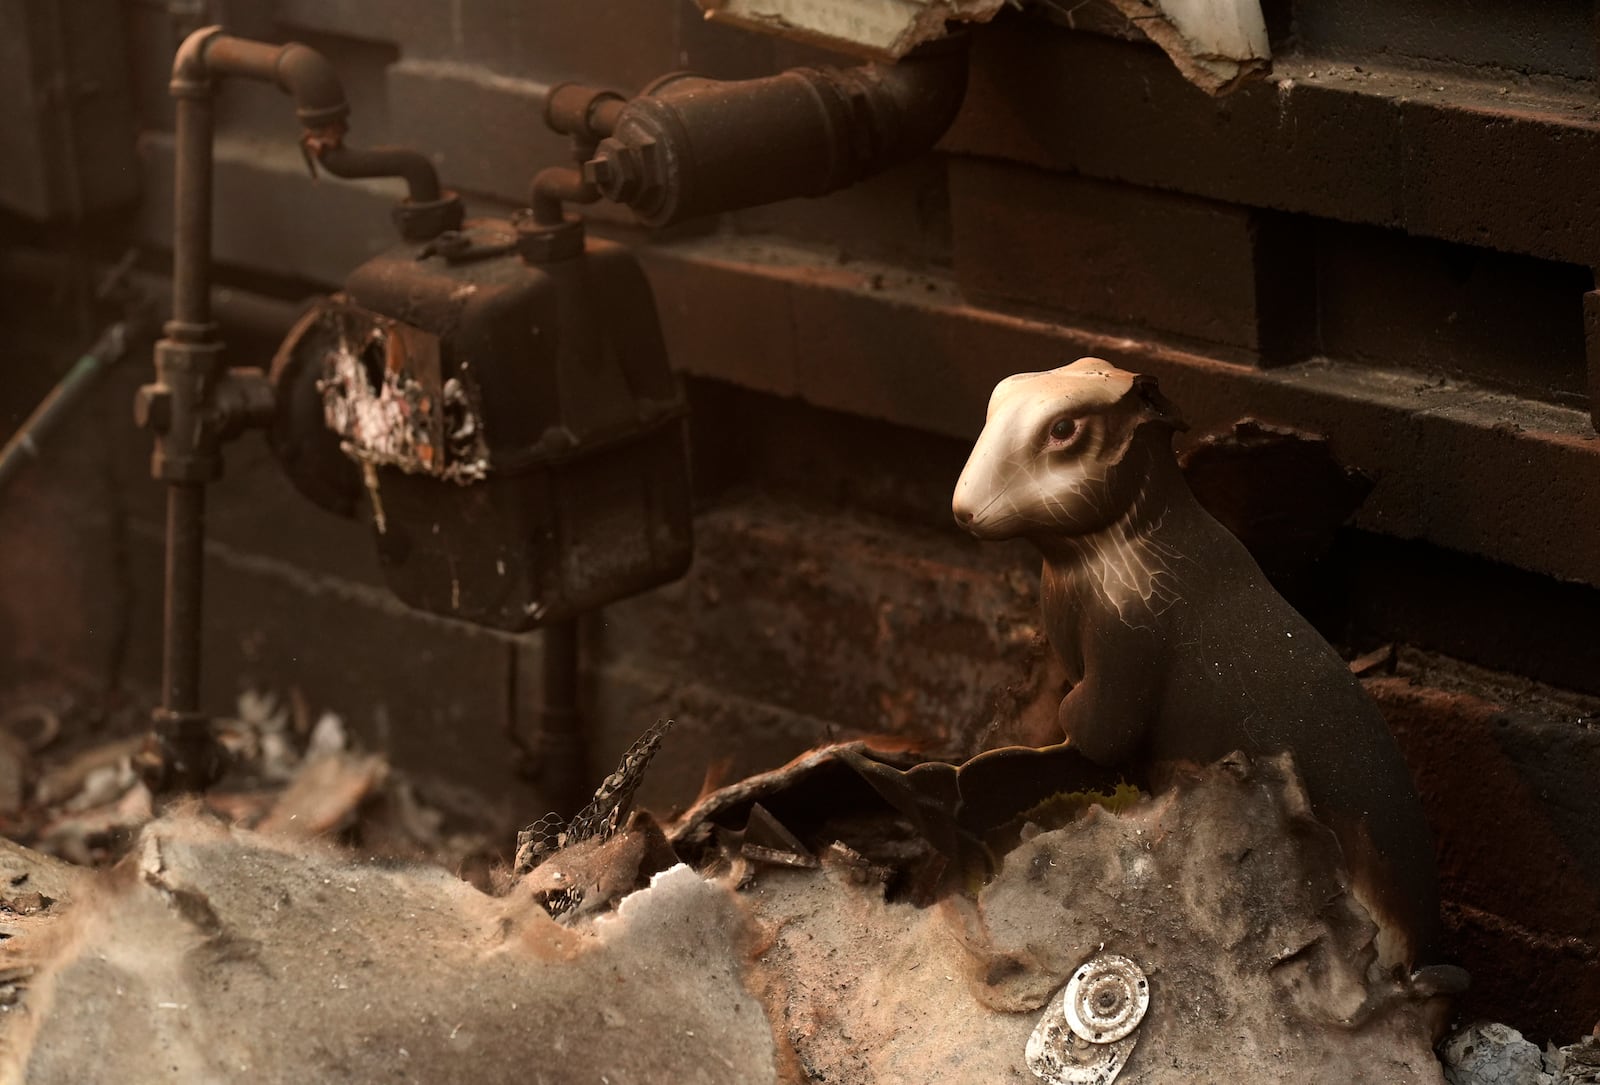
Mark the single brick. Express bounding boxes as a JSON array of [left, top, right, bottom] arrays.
[[1401, 97, 1600, 267], [950, 159, 1314, 361], [1316, 222, 1589, 404]]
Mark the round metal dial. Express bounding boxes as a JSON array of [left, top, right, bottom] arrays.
[[1062, 954, 1149, 1044]]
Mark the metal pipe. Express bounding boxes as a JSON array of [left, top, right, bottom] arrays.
[[141, 25, 460, 789], [537, 619, 589, 816], [212, 38, 345, 124], [0, 322, 131, 495], [318, 144, 442, 204], [544, 82, 626, 142], [169, 84, 213, 328], [142, 28, 230, 788], [583, 35, 969, 227], [162, 483, 206, 712], [153, 481, 220, 790], [177, 28, 447, 206], [529, 166, 598, 226]]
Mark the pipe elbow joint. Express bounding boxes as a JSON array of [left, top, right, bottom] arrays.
[[274, 42, 349, 127], [169, 25, 226, 97], [866, 34, 970, 162]]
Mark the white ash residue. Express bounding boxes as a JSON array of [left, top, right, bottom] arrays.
[[318, 328, 489, 483]]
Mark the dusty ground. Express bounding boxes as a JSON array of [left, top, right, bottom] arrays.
[[3, 823, 776, 1084], [0, 747, 1458, 1084], [741, 754, 1446, 1085]]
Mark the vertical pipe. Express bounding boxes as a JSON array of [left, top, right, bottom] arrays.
[[164, 82, 217, 711], [170, 93, 213, 328], [163, 483, 206, 713], [539, 619, 588, 816], [152, 75, 218, 789]]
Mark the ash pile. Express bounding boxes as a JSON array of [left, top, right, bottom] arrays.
[[0, 707, 1532, 1085]]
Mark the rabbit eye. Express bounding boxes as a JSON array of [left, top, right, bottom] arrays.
[[1050, 417, 1077, 442]]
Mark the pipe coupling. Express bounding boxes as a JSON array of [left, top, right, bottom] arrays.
[[143, 337, 224, 483], [141, 343, 276, 482]]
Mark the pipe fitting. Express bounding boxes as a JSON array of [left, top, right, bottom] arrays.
[[169, 26, 449, 224], [140, 709, 228, 793], [169, 25, 225, 97], [528, 166, 599, 227], [512, 208, 586, 263], [272, 41, 347, 127], [393, 193, 466, 241], [545, 83, 628, 142], [582, 36, 969, 227], [213, 368, 277, 440], [143, 336, 226, 484]]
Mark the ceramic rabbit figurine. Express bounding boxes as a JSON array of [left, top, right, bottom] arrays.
[[953, 358, 1439, 972]]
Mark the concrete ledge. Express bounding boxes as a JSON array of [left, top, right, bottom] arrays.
[[948, 21, 1600, 267], [638, 236, 1600, 589]]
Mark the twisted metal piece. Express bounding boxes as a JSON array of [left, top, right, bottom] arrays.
[[513, 718, 674, 879]]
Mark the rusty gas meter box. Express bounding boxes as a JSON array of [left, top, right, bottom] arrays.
[[271, 219, 692, 631]]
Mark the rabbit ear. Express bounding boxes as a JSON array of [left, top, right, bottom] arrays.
[[1129, 374, 1188, 432]]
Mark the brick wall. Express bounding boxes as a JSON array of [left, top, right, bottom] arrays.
[[2, 0, 1598, 1040]]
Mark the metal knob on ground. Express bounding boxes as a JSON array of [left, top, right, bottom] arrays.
[[1026, 954, 1150, 1085], [1063, 954, 1149, 1044]]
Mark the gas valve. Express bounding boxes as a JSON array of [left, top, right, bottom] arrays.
[[270, 217, 692, 631]]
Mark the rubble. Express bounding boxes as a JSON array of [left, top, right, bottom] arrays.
[[0, 748, 1473, 1082], [2, 690, 496, 883], [740, 751, 1448, 1084], [1548, 1035, 1600, 1084], [1442, 1023, 1600, 1085]]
